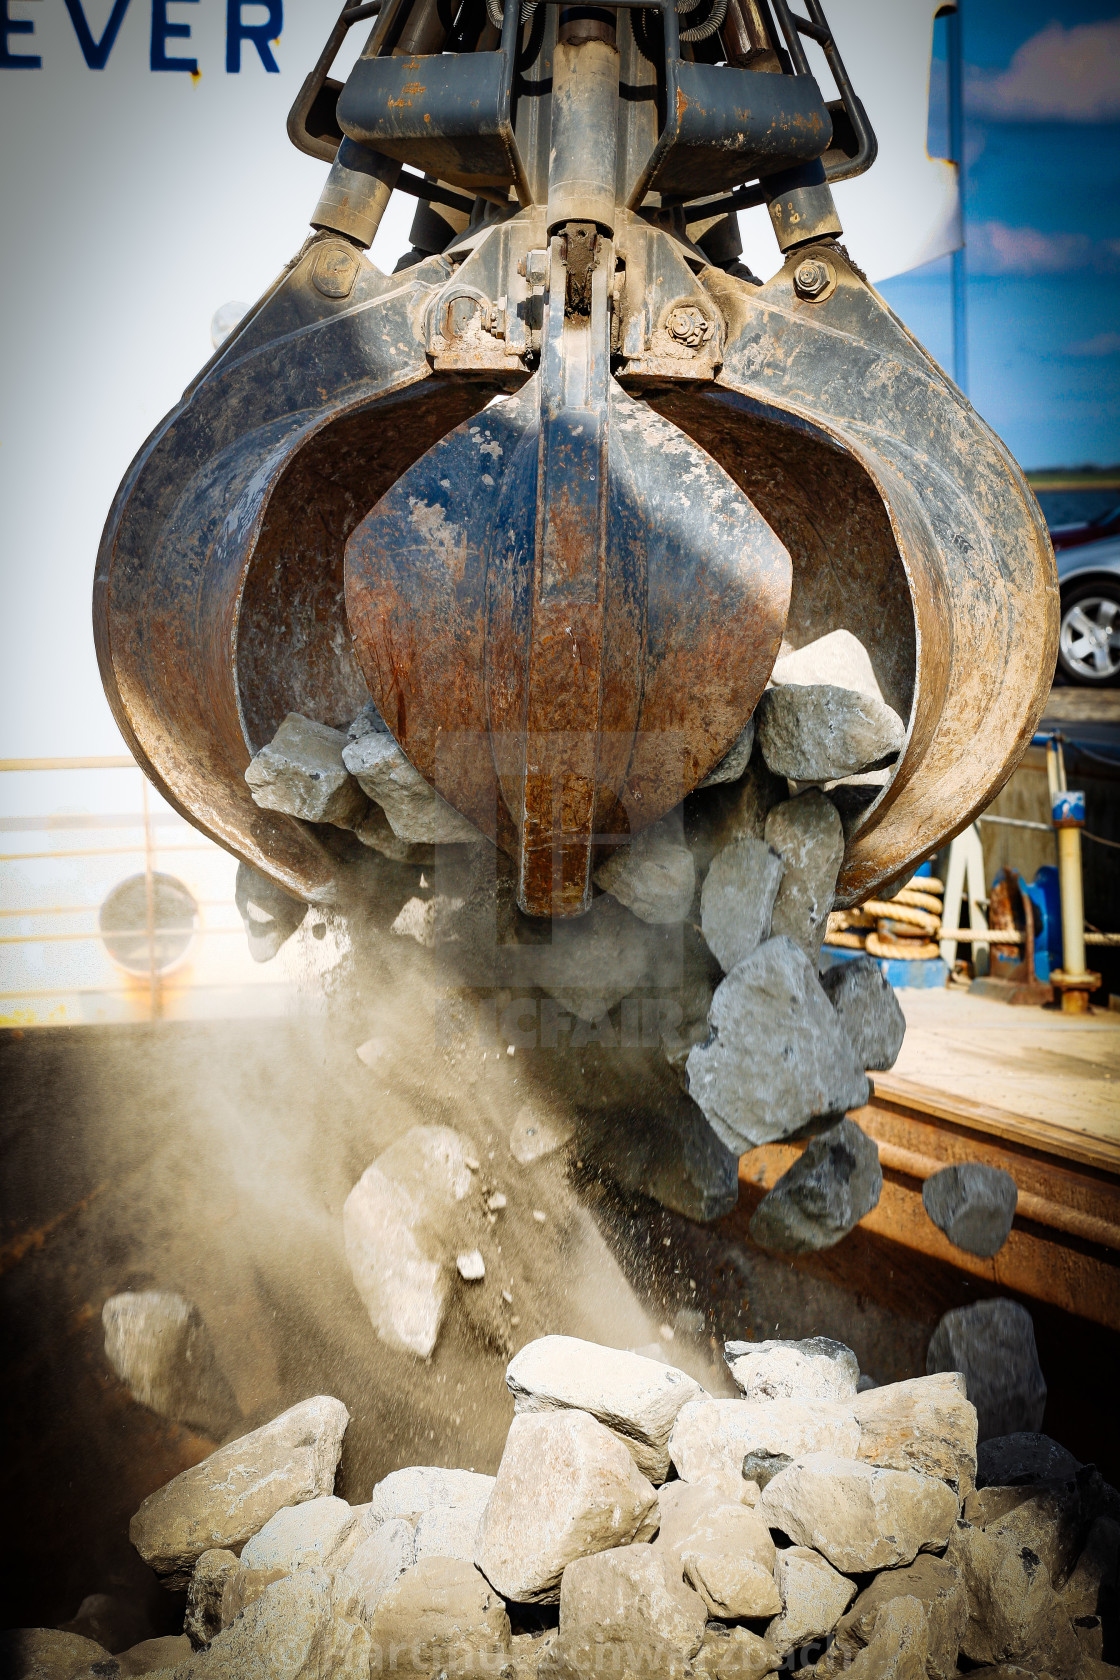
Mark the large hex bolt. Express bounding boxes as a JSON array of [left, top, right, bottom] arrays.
[[667, 305, 710, 348], [793, 257, 834, 300]]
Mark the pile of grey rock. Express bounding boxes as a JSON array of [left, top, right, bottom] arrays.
[[9, 1332, 1116, 1680]]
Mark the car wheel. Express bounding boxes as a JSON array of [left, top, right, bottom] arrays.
[[1057, 581, 1120, 686]]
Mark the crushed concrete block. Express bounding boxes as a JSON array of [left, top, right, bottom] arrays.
[[820, 955, 906, 1071], [764, 791, 846, 967], [922, 1164, 1018, 1259], [245, 713, 368, 828], [700, 837, 784, 973], [342, 730, 480, 844], [685, 937, 870, 1153], [749, 1117, 882, 1255], [927, 1300, 1047, 1442], [757, 684, 905, 782], [594, 818, 696, 924]]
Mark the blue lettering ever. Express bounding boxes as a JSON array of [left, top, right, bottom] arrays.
[[1, 0, 41, 67], [150, 0, 196, 71], [226, 0, 280, 71], [64, 0, 131, 68]]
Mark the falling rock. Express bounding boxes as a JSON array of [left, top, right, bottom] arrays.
[[337, 1517, 415, 1625], [687, 752, 788, 877], [114, 1633, 192, 1674], [164, 1568, 369, 1680], [509, 1105, 575, 1165], [474, 1409, 658, 1603], [343, 1126, 477, 1359], [926, 1300, 1047, 1441], [548, 1546, 707, 1680], [756, 684, 905, 782], [128, 1395, 349, 1590], [580, 1085, 741, 1224], [698, 718, 757, 789], [700, 837, 784, 973], [811, 1593, 930, 1680], [0, 1629, 114, 1679], [691, 1622, 781, 1680], [235, 862, 308, 963], [771, 630, 885, 700], [749, 1118, 882, 1255], [533, 892, 685, 1020], [342, 729, 480, 844], [239, 1495, 357, 1573], [185, 1550, 239, 1648], [368, 1466, 495, 1527], [245, 713, 368, 828], [678, 1502, 782, 1618], [668, 1397, 860, 1489], [366, 1559, 511, 1678], [594, 819, 697, 924], [819, 957, 906, 1071], [764, 791, 846, 966], [922, 1164, 1019, 1259], [976, 1432, 1081, 1490], [505, 1334, 705, 1482], [102, 1291, 240, 1441], [853, 1371, 977, 1495], [685, 938, 869, 1152], [833, 1554, 968, 1680], [766, 1545, 856, 1656], [352, 801, 426, 862], [724, 1337, 860, 1404], [760, 1453, 959, 1573]]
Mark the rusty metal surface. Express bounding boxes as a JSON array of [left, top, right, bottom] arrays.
[[734, 1079, 1120, 1332], [649, 247, 1058, 903], [94, 237, 504, 903]]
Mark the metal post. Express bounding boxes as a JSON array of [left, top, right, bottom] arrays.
[[946, 3, 968, 394], [1050, 786, 1100, 1013]]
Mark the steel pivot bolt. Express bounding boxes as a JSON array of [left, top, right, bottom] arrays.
[[667, 305, 709, 348], [793, 257, 833, 300]]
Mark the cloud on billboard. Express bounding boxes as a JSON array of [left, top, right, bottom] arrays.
[[966, 20, 1120, 123]]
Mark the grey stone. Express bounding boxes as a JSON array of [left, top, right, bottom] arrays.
[[687, 753, 789, 874], [926, 1300, 1047, 1441], [764, 791, 846, 966], [505, 1335, 704, 1483], [533, 893, 686, 1021], [836, 1554, 967, 1680], [700, 838, 784, 973], [234, 863, 307, 964], [128, 1396, 349, 1590], [945, 1517, 1080, 1674], [698, 718, 757, 789], [759, 1453, 959, 1573], [347, 699, 390, 741], [964, 1485, 1084, 1588], [184, 1551, 239, 1648], [756, 684, 905, 782], [724, 1337, 860, 1404], [351, 802, 426, 862], [771, 631, 885, 701], [668, 1397, 860, 1489], [366, 1559, 511, 1678], [811, 1593, 931, 1679], [115, 1635, 192, 1675], [245, 713, 368, 828], [164, 1568, 369, 1680], [337, 1517, 415, 1625], [853, 1372, 978, 1495], [474, 1409, 658, 1604], [766, 1545, 857, 1656], [977, 1433, 1081, 1490], [749, 1118, 882, 1255], [341, 729, 480, 844], [342, 1126, 477, 1359], [922, 1164, 1019, 1259], [820, 957, 906, 1071], [239, 1495, 356, 1572], [102, 1292, 239, 1441], [548, 1546, 707, 1680], [368, 1466, 496, 1527], [577, 1095, 741, 1224], [692, 1623, 781, 1680], [678, 1502, 782, 1618], [685, 938, 870, 1152], [0, 1630, 113, 1679], [594, 819, 697, 924], [1060, 1514, 1120, 1629]]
